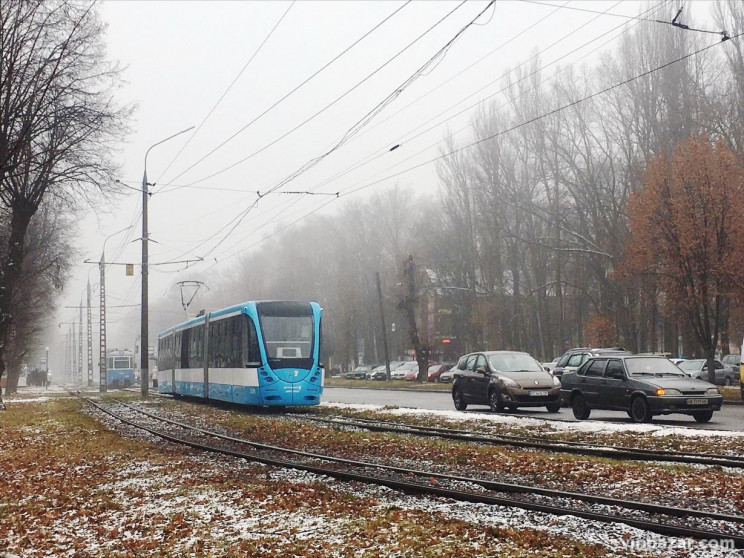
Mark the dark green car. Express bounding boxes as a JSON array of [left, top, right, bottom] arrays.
[[560, 356, 722, 423]]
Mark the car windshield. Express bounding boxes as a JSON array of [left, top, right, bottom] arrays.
[[625, 357, 687, 377], [677, 359, 705, 371], [487, 354, 543, 373]]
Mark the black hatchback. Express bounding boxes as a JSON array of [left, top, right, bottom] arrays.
[[560, 356, 723, 423]]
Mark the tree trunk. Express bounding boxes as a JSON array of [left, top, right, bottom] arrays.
[[399, 256, 428, 382], [0, 201, 35, 397]]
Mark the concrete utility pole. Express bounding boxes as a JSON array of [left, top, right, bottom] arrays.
[[78, 302, 83, 384], [141, 126, 193, 397], [87, 281, 93, 386], [99, 252, 107, 392], [72, 319, 77, 385]]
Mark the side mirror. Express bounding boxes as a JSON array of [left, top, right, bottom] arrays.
[[476, 367, 487, 376], [610, 370, 625, 380]]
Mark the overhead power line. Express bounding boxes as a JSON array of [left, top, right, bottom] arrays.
[[202, 27, 743, 270], [163, 1, 495, 266], [521, 0, 730, 39], [158, 0, 413, 191], [191, 0, 633, 260], [342, 31, 744, 199], [155, 0, 297, 185]]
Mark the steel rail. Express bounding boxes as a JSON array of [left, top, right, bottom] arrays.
[[292, 413, 744, 469], [79, 395, 744, 546]]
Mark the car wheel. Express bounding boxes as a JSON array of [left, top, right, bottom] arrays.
[[545, 401, 561, 413], [693, 410, 713, 423], [453, 387, 468, 411], [488, 389, 505, 413], [724, 377, 732, 387], [571, 394, 590, 420], [629, 396, 652, 423]]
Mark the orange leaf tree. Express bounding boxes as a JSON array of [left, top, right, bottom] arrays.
[[622, 136, 744, 382]]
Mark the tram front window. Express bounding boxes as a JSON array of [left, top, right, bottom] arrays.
[[261, 316, 313, 359], [257, 301, 314, 369]]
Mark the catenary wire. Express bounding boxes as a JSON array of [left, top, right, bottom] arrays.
[[158, 1, 497, 264], [154, 0, 297, 186], [191, 23, 738, 271], [153, 0, 667, 273], [157, 0, 414, 192], [165, 0, 636, 265]]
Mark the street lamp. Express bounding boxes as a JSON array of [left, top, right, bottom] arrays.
[[141, 126, 194, 397]]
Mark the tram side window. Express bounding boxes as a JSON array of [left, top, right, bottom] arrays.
[[180, 329, 190, 369], [208, 316, 261, 368], [158, 337, 174, 370], [208, 320, 225, 368], [189, 326, 204, 369], [246, 318, 261, 365]]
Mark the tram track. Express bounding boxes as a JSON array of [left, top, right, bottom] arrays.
[[289, 413, 744, 469], [78, 394, 744, 547]]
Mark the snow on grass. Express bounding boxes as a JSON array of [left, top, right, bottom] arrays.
[[321, 401, 744, 439]]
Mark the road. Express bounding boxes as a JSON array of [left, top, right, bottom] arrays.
[[323, 387, 744, 432]]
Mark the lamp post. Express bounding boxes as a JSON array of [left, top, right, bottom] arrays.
[[141, 127, 194, 397]]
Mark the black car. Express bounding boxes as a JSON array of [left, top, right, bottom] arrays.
[[560, 355, 722, 423], [451, 351, 562, 413], [344, 365, 373, 380], [552, 347, 631, 381]]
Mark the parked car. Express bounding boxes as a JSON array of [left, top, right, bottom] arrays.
[[403, 365, 420, 381], [676, 359, 737, 386], [721, 354, 740, 376], [451, 351, 562, 413], [427, 363, 452, 382], [561, 355, 723, 423], [541, 359, 559, 373], [344, 365, 373, 380], [438, 365, 458, 383], [391, 361, 417, 380], [367, 365, 388, 381], [552, 347, 631, 381]]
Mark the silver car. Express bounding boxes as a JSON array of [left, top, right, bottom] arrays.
[[676, 359, 737, 386]]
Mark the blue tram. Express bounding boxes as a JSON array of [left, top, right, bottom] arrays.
[[156, 300, 323, 407], [107, 349, 135, 387]]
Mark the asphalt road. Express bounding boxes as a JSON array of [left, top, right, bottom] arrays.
[[323, 386, 744, 432]]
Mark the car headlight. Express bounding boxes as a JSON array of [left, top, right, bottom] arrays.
[[658, 388, 682, 396], [706, 387, 720, 395], [500, 377, 519, 388], [552, 375, 561, 387]]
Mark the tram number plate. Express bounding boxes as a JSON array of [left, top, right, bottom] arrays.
[[686, 398, 708, 406], [528, 390, 549, 397]]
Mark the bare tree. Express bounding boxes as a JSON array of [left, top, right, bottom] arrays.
[[0, 1, 129, 391]]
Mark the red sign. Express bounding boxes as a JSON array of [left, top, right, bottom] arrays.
[[442, 338, 451, 344]]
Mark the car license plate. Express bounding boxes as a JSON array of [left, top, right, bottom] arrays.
[[529, 390, 548, 397], [686, 398, 708, 405]]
